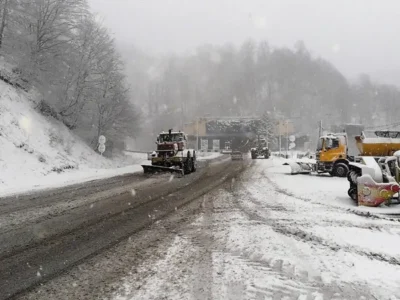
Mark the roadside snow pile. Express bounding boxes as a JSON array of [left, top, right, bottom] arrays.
[[197, 151, 222, 160], [0, 81, 145, 196]]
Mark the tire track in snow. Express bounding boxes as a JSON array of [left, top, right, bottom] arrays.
[[220, 162, 399, 299], [233, 176, 400, 268], [210, 186, 374, 300], [256, 169, 400, 266], [252, 163, 400, 233], [261, 167, 400, 222]]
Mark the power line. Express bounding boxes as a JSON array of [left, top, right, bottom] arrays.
[[365, 121, 400, 130]]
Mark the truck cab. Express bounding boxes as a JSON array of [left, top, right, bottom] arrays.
[[316, 133, 349, 176], [158, 131, 187, 152]]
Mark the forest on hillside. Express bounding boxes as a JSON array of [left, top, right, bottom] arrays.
[[122, 39, 400, 147], [1, 1, 400, 152]]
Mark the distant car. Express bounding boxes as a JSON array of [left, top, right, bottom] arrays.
[[231, 151, 243, 160]]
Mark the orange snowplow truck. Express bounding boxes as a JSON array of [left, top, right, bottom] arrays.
[[284, 132, 351, 177], [313, 130, 400, 177], [314, 133, 349, 177], [285, 124, 363, 177], [312, 124, 365, 177], [288, 128, 400, 177], [317, 130, 400, 176]]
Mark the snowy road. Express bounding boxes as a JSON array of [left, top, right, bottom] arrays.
[[0, 154, 240, 299], [13, 157, 400, 300]]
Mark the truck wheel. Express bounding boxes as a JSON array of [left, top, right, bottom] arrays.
[[347, 170, 357, 183], [333, 163, 349, 177], [347, 171, 352, 182], [192, 153, 197, 172], [348, 187, 357, 201], [184, 153, 193, 174]]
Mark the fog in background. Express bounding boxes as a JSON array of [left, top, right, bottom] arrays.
[[89, 0, 400, 83], [83, 0, 400, 150]]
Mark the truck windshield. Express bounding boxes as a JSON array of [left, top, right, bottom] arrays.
[[324, 137, 339, 149], [159, 134, 183, 142]]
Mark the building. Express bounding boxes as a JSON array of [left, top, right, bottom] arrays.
[[184, 117, 295, 152]]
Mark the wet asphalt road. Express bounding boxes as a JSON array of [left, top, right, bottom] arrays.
[[0, 155, 248, 299]]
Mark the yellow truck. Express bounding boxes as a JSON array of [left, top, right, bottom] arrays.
[[286, 125, 400, 178], [314, 132, 349, 176], [286, 124, 362, 177], [286, 128, 400, 206]]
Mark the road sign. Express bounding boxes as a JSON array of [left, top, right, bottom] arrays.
[[289, 135, 296, 142], [98, 144, 106, 154], [289, 142, 296, 150], [98, 135, 106, 144]]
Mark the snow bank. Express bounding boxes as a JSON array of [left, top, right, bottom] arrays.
[[197, 152, 223, 160], [0, 81, 148, 197]]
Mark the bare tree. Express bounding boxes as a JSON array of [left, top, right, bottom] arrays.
[[0, 0, 9, 49]]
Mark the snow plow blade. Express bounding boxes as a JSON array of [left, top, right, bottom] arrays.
[[141, 165, 184, 175], [283, 161, 313, 175]]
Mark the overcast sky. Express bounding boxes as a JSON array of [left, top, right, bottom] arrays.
[[89, 0, 400, 82]]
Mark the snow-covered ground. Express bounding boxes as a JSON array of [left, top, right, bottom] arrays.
[[113, 157, 400, 300], [197, 151, 222, 160], [272, 157, 400, 215], [0, 80, 150, 197]]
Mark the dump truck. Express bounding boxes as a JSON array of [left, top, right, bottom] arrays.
[[142, 129, 196, 175], [250, 135, 270, 159]]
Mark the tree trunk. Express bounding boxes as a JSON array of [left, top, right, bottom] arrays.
[[0, 0, 9, 49]]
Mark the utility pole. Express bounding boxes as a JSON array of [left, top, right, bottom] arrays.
[[286, 120, 289, 158], [278, 120, 282, 156], [196, 117, 199, 151], [318, 120, 323, 137]]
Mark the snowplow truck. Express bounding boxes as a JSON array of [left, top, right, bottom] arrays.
[[284, 132, 351, 176], [287, 129, 400, 177], [285, 124, 364, 177], [251, 136, 270, 159], [142, 129, 196, 175]]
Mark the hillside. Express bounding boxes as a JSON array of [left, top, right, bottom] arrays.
[[0, 80, 145, 196]]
